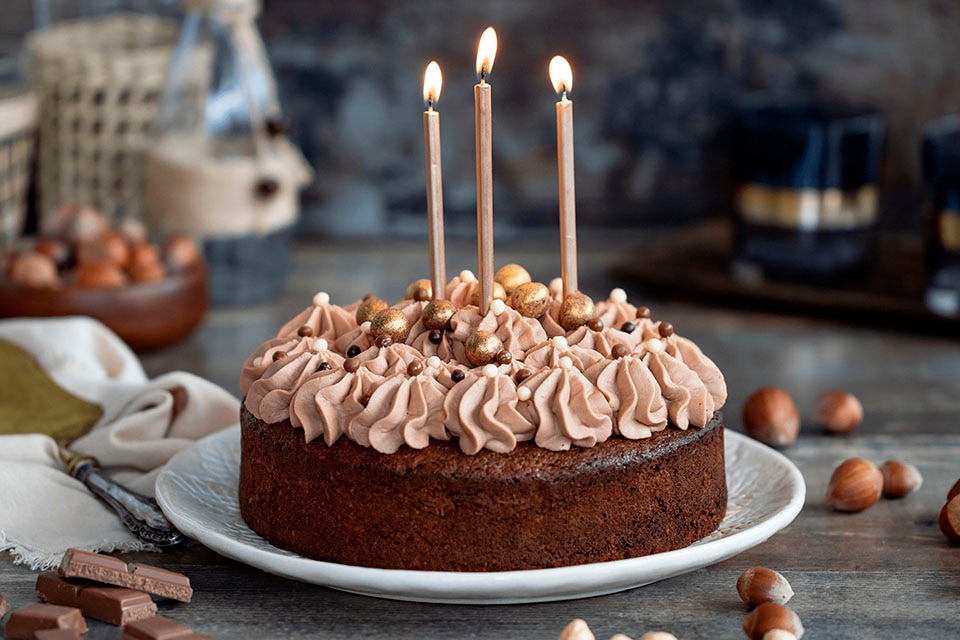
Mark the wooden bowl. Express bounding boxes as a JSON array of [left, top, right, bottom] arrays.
[[0, 263, 208, 352]]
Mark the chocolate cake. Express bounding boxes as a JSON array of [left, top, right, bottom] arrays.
[[238, 269, 728, 572]]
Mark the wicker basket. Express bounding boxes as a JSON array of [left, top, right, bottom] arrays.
[[0, 90, 36, 244], [27, 13, 178, 222]]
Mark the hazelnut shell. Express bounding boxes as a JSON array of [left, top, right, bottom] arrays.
[[880, 460, 923, 498], [736, 567, 794, 608], [826, 457, 883, 512], [815, 390, 863, 434], [742, 387, 800, 447], [940, 495, 960, 544], [742, 603, 804, 640]]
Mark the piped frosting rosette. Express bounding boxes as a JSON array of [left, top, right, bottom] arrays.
[[442, 365, 536, 454], [449, 304, 547, 361], [275, 293, 360, 341]]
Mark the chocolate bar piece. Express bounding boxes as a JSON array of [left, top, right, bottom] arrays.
[[120, 615, 214, 640], [3, 603, 87, 639], [0, 593, 9, 618], [36, 572, 157, 625], [34, 629, 83, 640], [59, 548, 192, 602]]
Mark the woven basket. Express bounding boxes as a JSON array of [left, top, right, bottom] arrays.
[[0, 90, 36, 244], [27, 13, 178, 222]]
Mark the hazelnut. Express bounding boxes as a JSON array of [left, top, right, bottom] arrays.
[[558, 619, 594, 640], [736, 567, 794, 608], [609, 635, 634, 640], [948, 478, 960, 502], [76, 231, 130, 268], [75, 259, 126, 288], [742, 603, 804, 640], [127, 241, 163, 270], [68, 206, 109, 242], [761, 632, 798, 640], [162, 233, 201, 271], [8, 252, 59, 288], [742, 387, 799, 447], [940, 495, 960, 544], [879, 461, 923, 498], [639, 634, 678, 640], [826, 457, 883, 512], [815, 390, 863, 434], [33, 237, 70, 266]]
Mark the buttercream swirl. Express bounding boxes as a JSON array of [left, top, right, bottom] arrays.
[[586, 355, 668, 438], [442, 371, 535, 454], [518, 364, 615, 451], [276, 299, 359, 341]]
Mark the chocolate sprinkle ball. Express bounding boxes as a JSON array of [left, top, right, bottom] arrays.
[[587, 318, 604, 332], [347, 345, 362, 358], [496, 350, 513, 365], [344, 358, 360, 373], [636, 306, 651, 319], [255, 177, 280, 198], [515, 368, 532, 383], [428, 330, 443, 344], [620, 321, 636, 334], [659, 322, 674, 338], [407, 361, 423, 376], [451, 369, 465, 383], [297, 325, 314, 337], [375, 335, 393, 348], [272, 351, 286, 362], [422, 300, 457, 331], [356, 297, 389, 325], [413, 287, 431, 302], [317, 362, 332, 371], [611, 344, 630, 359]]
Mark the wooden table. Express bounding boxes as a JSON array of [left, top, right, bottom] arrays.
[[2, 234, 959, 639]]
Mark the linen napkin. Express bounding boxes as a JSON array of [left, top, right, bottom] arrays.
[[0, 316, 239, 569]]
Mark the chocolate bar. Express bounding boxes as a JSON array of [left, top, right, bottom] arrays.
[[3, 603, 87, 639], [0, 593, 9, 618], [120, 615, 214, 640], [34, 629, 83, 640], [36, 571, 157, 625], [59, 548, 192, 603]]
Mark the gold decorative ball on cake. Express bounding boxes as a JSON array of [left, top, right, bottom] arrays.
[[422, 300, 457, 331], [494, 263, 531, 295], [559, 292, 595, 330], [404, 279, 433, 300], [369, 308, 411, 344], [469, 281, 507, 307], [509, 281, 550, 318], [464, 330, 503, 367], [356, 297, 389, 325]]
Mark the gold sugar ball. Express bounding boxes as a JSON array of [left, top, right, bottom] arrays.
[[370, 308, 411, 343], [422, 299, 457, 331], [495, 263, 531, 295], [558, 292, 596, 331], [356, 297, 389, 325], [509, 281, 550, 318], [469, 281, 507, 307], [405, 279, 433, 300], [464, 330, 503, 367]]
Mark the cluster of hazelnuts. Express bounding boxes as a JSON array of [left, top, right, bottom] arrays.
[[2, 205, 200, 289]]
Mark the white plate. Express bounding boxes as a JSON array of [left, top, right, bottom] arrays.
[[155, 425, 805, 605]]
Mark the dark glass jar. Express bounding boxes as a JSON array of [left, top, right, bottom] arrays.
[[731, 103, 885, 285], [922, 117, 960, 317]]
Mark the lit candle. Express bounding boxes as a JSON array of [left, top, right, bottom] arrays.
[[549, 55, 577, 298], [475, 26, 498, 315], [423, 60, 446, 300]]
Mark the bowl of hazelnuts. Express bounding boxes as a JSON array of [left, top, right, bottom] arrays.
[[0, 205, 207, 352]]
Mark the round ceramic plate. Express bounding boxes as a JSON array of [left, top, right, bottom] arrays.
[[155, 425, 805, 605]]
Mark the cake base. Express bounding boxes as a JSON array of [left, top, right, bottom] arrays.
[[239, 407, 726, 572]]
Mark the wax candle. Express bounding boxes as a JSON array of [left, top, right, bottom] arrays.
[[423, 60, 446, 300], [475, 27, 497, 315], [549, 55, 577, 298]]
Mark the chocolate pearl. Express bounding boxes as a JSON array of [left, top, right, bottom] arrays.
[[515, 368, 532, 383], [587, 318, 604, 332], [620, 321, 636, 334], [272, 350, 286, 362], [495, 349, 513, 365], [317, 361, 332, 371], [375, 334, 393, 348], [265, 119, 288, 137], [611, 344, 630, 359], [363, 293, 376, 301], [659, 322, 674, 338], [636, 306, 651, 319], [407, 361, 424, 376], [297, 325, 314, 337], [343, 358, 360, 373], [347, 345, 362, 358], [451, 369, 465, 383], [255, 177, 280, 198], [413, 287, 431, 302], [360, 393, 371, 406], [428, 330, 443, 344]]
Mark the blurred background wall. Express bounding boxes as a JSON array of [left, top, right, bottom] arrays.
[[3, 0, 960, 238]]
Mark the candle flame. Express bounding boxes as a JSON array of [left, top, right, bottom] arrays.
[[423, 61, 442, 107], [475, 27, 498, 80], [549, 55, 573, 96]]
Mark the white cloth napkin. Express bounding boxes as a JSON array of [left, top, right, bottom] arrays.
[[0, 316, 239, 569]]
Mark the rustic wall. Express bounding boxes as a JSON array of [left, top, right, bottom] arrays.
[[4, 0, 960, 236]]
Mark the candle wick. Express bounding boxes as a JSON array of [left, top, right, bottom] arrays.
[[479, 67, 488, 84], [426, 98, 435, 111]]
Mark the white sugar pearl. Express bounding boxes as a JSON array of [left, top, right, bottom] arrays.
[[490, 298, 506, 315], [517, 387, 532, 401], [426, 355, 441, 369], [460, 269, 477, 282], [646, 338, 665, 353], [360, 321, 372, 334], [549, 277, 563, 293], [313, 291, 330, 306], [551, 336, 569, 350], [311, 338, 329, 352], [252, 357, 262, 367], [559, 356, 573, 370], [482, 364, 498, 379], [610, 287, 627, 303]]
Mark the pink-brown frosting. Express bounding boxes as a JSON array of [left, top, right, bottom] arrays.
[[243, 274, 727, 455]]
